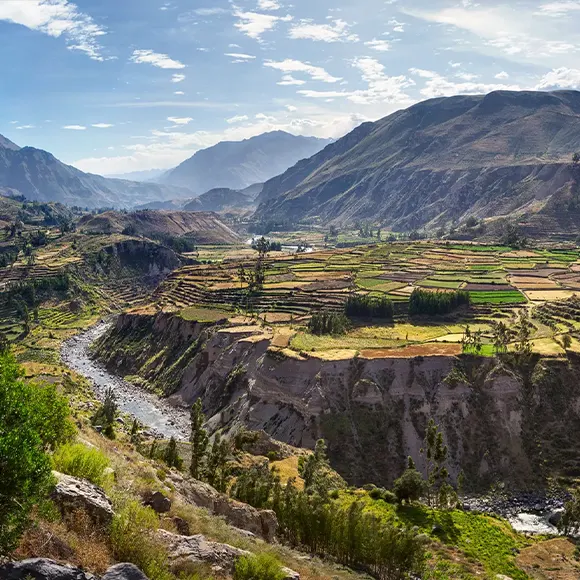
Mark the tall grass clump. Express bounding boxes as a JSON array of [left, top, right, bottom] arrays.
[[52, 443, 110, 486], [234, 553, 286, 580]]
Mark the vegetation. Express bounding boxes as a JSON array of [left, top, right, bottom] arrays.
[[189, 399, 209, 480], [345, 294, 394, 320], [0, 351, 73, 554], [91, 387, 118, 439], [52, 442, 110, 486], [308, 311, 350, 335], [409, 288, 471, 316], [234, 553, 287, 580]]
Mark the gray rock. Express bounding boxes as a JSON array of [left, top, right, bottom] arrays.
[[172, 516, 191, 536], [548, 510, 563, 527], [144, 491, 172, 514], [0, 558, 96, 580], [51, 472, 114, 526], [101, 563, 149, 580]]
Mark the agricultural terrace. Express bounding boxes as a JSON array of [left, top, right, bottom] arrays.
[[154, 241, 580, 359]]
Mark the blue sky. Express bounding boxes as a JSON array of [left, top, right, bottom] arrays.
[[1, 0, 580, 175]]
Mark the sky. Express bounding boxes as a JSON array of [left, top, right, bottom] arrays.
[[1, 0, 580, 176]]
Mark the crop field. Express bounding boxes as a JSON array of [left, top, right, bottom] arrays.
[[151, 241, 580, 359]]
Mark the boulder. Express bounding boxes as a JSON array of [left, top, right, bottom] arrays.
[[0, 558, 96, 580], [168, 475, 278, 541], [101, 563, 149, 580], [144, 491, 171, 514], [548, 510, 563, 527], [172, 516, 191, 536], [51, 472, 114, 526], [156, 530, 299, 580]]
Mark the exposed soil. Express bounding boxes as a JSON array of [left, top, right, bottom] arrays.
[[360, 343, 462, 358]]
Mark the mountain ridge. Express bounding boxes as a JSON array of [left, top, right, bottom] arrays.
[[254, 90, 580, 234]]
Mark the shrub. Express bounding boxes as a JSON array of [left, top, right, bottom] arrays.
[[393, 468, 427, 504], [52, 443, 110, 486], [0, 351, 74, 555], [91, 387, 118, 439], [234, 553, 287, 580]]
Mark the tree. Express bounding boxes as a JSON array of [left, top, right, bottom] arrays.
[[393, 465, 427, 504], [561, 334, 572, 350], [91, 387, 118, 439], [514, 310, 533, 356], [298, 439, 330, 492], [254, 237, 270, 258], [189, 399, 209, 479], [163, 436, 182, 469], [421, 419, 450, 508], [559, 488, 580, 536], [206, 433, 231, 492], [492, 321, 510, 354], [0, 351, 74, 554]]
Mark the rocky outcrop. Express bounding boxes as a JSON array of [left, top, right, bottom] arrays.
[[51, 472, 114, 526], [144, 491, 171, 514], [0, 560, 149, 580], [169, 473, 278, 541], [157, 530, 299, 579]]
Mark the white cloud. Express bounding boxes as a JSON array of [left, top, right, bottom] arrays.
[[92, 123, 113, 128], [364, 39, 391, 52], [264, 58, 341, 83], [449, 61, 462, 68], [167, 117, 193, 125], [225, 52, 256, 63], [171, 74, 186, 83], [258, 0, 281, 10], [297, 90, 351, 98], [495, 71, 509, 79], [535, 67, 580, 89], [16, 125, 35, 130], [226, 115, 249, 124], [0, 0, 108, 61], [130, 49, 185, 69], [174, 91, 185, 95], [234, 10, 292, 40], [289, 18, 358, 43], [535, 1, 580, 16], [456, 72, 479, 81], [286, 105, 297, 112], [408, 68, 520, 99], [389, 18, 406, 33], [278, 74, 306, 86], [63, 125, 86, 130], [193, 7, 228, 15], [256, 113, 276, 122]]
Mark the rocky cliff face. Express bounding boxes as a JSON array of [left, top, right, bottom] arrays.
[[95, 311, 580, 489]]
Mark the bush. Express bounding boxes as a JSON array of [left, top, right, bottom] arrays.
[[234, 553, 287, 580], [393, 468, 427, 504], [0, 351, 74, 555], [52, 443, 110, 486]]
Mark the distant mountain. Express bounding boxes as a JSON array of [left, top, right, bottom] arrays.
[[160, 131, 331, 193], [185, 188, 252, 213], [78, 210, 240, 244], [254, 90, 580, 236], [0, 136, 191, 208], [106, 168, 166, 182]]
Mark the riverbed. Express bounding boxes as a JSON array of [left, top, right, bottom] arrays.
[[61, 321, 190, 440]]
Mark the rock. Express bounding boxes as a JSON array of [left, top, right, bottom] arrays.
[[157, 530, 299, 580], [169, 475, 278, 541], [496, 575, 513, 580], [0, 558, 96, 580], [144, 491, 172, 514], [172, 516, 191, 536], [548, 510, 563, 527], [102, 563, 149, 580], [51, 472, 114, 526]]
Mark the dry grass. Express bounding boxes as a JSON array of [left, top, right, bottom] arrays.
[[516, 538, 580, 580]]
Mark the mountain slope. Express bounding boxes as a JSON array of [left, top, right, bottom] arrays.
[[0, 138, 191, 208], [160, 131, 330, 193], [255, 90, 580, 234], [78, 210, 240, 244]]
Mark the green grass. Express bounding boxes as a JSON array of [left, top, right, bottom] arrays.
[[416, 279, 465, 290], [179, 306, 230, 322], [338, 492, 530, 580], [469, 291, 527, 304]]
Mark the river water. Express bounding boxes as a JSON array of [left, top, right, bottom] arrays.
[[61, 321, 190, 441]]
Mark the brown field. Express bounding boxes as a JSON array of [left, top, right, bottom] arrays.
[[464, 283, 515, 291], [360, 343, 462, 358]]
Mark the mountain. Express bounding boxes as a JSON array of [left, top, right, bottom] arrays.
[[77, 210, 240, 244], [159, 131, 331, 193], [184, 182, 263, 213], [254, 90, 580, 235], [0, 136, 191, 208], [106, 168, 166, 182]]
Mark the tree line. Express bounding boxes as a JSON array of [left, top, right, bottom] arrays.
[[409, 288, 470, 316], [345, 294, 394, 320]]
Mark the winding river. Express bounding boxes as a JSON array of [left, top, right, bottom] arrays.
[[61, 322, 565, 535], [61, 321, 190, 441]]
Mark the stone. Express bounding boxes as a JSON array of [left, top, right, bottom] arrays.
[[101, 563, 149, 580], [144, 491, 172, 514], [0, 558, 96, 580], [156, 530, 299, 580], [548, 510, 563, 527], [169, 474, 278, 541], [51, 472, 114, 526]]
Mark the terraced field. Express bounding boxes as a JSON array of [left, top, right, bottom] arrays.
[[153, 241, 580, 358]]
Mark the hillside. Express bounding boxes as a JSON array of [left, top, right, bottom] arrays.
[[160, 131, 330, 193], [0, 136, 191, 208], [185, 187, 254, 212], [77, 210, 240, 244], [255, 90, 580, 235]]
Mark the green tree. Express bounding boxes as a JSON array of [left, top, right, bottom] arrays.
[[206, 432, 231, 492], [492, 321, 510, 354], [163, 436, 182, 469], [91, 387, 118, 439], [0, 351, 74, 554], [514, 310, 533, 356], [189, 399, 209, 479], [298, 439, 330, 492], [422, 419, 450, 507], [393, 465, 426, 504], [559, 488, 580, 536]]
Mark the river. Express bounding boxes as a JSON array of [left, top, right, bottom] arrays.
[[61, 321, 190, 441]]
